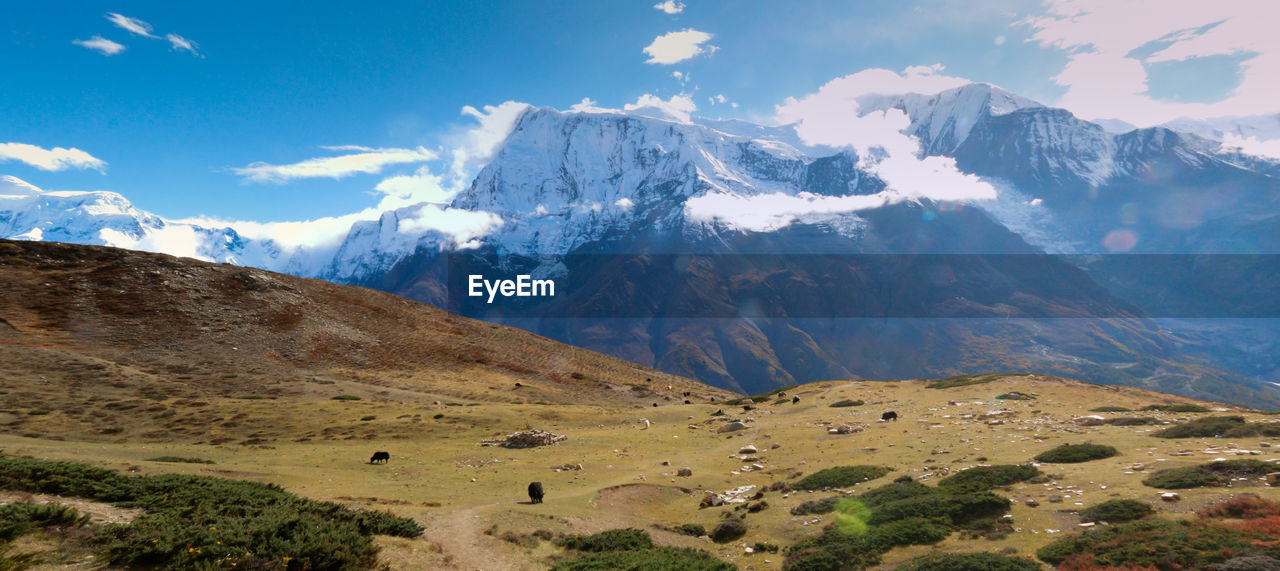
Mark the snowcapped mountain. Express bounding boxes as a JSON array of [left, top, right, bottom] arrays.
[[7, 82, 1280, 405], [0, 175, 292, 267]]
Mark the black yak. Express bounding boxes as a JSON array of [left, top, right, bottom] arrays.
[[792, 396, 800, 404], [370, 451, 390, 464], [881, 411, 898, 421], [528, 481, 544, 504]]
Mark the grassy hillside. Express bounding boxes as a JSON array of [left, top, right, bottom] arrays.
[[1, 374, 1278, 569]]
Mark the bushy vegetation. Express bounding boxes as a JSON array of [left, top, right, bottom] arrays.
[[925, 374, 1008, 389], [1036, 517, 1280, 568], [0, 501, 90, 542], [676, 523, 706, 537], [1142, 460, 1275, 489], [725, 385, 800, 406], [1033, 443, 1119, 463], [1141, 403, 1211, 412], [792, 466, 890, 491], [1201, 494, 1280, 520], [1153, 415, 1280, 438], [790, 496, 844, 516], [1089, 405, 1131, 412], [1079, 416, 1159, 426], [554, 528, 734, 570], [331, 394, 362, 401], [1079, 499, 1154, 523], [995, 392, 1035, 401], [0, 455, 423, 569], [145, 456, 214, 464], [559, 528, 653, 552], [782, 478, 1018, 570], [936, 465, 1041, 492], [829, 399, 864, 408], [552, 546, 736, 570], [897, 551, 1041, 570]]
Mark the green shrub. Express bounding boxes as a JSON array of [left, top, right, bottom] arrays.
[[432, 413, 444, 419], [793, 466, 890, 491], [937, 465, 1041, 491], [783, 530, 882, 571], [552, 546, 736, 570], [0, 502, 90, 541], [752, 541, 780, 554], [1142, 466, 1216, 489], [790, 496, 844, 515], [711, 519, 747, 543], [1143, 460, 1274, 489], [1090, 406, 1131, 412], [829, 400, 864, 408], [1153, 416, 1280, 438], [145, 456, 214, 464], [26, 409, 50, 416], [99, 427, 123, 434], [676, 523, 706, 537], [865, 517, 951, 549], [1033, 443, 1119, 463], [995, 392, 1035, 400], [1036, 518, 1280, 568], [898, 551, 1042, 570], [559, 528, 653, 552], [331, 395, 362, 401], [1141, 404, 1211, 412], [1079, 499, 1154, 523], [925, 374, 1002, 389], [360, 415, 376, 421], [0, 455, 423, 569]]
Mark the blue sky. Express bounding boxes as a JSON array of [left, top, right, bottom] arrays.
[[2, 0, 1275, 233]]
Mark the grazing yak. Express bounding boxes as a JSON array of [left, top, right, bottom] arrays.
[[528, 481, 544, 504], [881, 411, 899, 421], [370, 451, 390, 464], [792, 396, 800, 404]]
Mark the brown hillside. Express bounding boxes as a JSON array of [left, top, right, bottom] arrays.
[[0, 239, 731, 418]]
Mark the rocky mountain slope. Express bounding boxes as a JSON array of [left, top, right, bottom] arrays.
[[0, 239, 727, 423]]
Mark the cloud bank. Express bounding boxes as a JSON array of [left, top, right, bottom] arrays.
[[233, 146, 437, 183], [0, 142, 107, 171], [73, 36, 125, 56], [1024, 0, 1280, 126]]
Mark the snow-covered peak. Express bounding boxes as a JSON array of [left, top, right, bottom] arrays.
[[857, 82, 1043, 154]]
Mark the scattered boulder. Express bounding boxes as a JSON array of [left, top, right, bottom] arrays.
[[481, 429, 567, 448], [1267, 472, 1280, 486], [1025, 499, 1040, 507], [747, 501, 769, 513], [711, 519, 748, 543], [1049, 495, 1064, 503], [739, 444, 759, 454], [717, 421, 748, 433], [1161, 492, 1181, 502], [677, 467, 693, 477], [700, 492, 725, 508]]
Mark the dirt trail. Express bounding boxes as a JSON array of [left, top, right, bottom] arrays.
[[421, 502, 535, 571]]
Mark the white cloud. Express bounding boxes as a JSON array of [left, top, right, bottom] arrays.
[[397, 205, 505, 249], [653, 0, 686, 14], [105, 13, 157, 38], [448, 101, 532, 180], [693, 65, 997, 230], [0, 142, 107, 171], [1221, 133, 1280, 160], [166, 33, 201, 56], [73, 36, 125, 56], [614, 197, 635, 210], [643, 29, 717, 64], [1023, 0, 1280, 126], [708, 93, 729, 106], [373, 166, 456, 208], [569, 97, 619, 114], [624, 93, 697, 123], [233, 146, 437, 183]]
